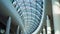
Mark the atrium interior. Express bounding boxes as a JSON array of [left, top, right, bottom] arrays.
[[0, 0, 60, 34]]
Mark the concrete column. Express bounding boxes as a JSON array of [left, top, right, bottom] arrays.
[[52, 0, 60, 34], [5, 17, 11, 34], [46, 16, 51, 34], [16, 26, 19, 34], [43, 26, 46, 34]]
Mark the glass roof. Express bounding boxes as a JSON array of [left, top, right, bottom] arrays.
[[12, 0, 43, 34]]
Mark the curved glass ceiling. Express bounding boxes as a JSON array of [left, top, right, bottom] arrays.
[[12, 0, 43, 34]]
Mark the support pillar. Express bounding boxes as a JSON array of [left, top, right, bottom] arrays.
[[5, 17, 11, 34], [52, 0, 60, 34], [46, 16, 51, 34], [16, 25, 19, 34], [43, 26, 46, 34]]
